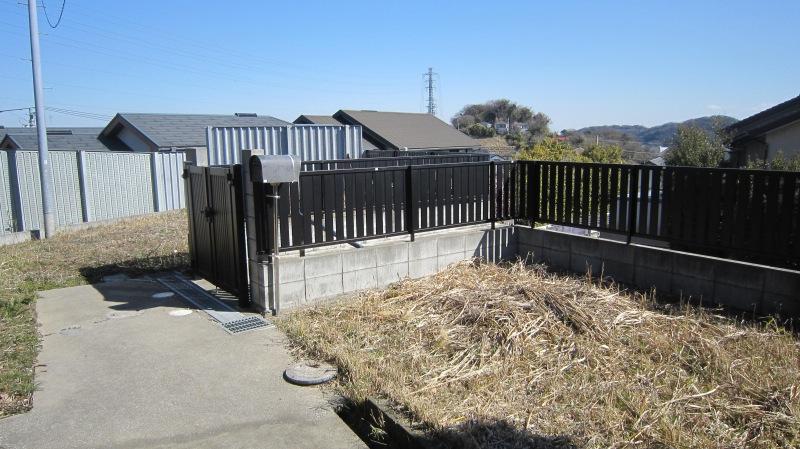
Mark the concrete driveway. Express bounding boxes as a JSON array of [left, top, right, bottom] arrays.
[[0, 278, 363, 449]]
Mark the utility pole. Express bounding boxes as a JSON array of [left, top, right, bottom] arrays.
[[27, 108, 35, 127], [424, 67, 437, 116], [27, 0, 55, 238]]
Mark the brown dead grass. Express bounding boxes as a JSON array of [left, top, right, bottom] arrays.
[[277, 261, 800, 449], [0, 211, 189, 417]]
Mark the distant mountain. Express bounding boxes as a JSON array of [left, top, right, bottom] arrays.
[[576, 115, 738, 147]]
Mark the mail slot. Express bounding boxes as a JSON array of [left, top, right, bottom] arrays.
[[249, 154, 301, 184]]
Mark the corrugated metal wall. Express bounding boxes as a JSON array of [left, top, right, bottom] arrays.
[[12, 151, 84, 230], [206, 125, 363, 165], [0, 149, 187, 235], [82, 152, 154, 221], [152, 152, 186, 211]]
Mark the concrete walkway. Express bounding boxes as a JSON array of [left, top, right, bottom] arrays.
[[0, 279, 363, 449]]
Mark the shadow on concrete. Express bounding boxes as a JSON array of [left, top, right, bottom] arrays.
[[78, 253, 190, 284], [78, 253, 253, 314]]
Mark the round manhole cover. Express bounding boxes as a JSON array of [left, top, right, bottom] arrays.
[[284, 361, 337, 386]]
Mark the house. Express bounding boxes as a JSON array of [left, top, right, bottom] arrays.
[[725, 95, 800, 166], [330, 110, 479, 153], [100, 112, 290, 154], [0, 127, 126, 151], [493, 122, 509, 134]]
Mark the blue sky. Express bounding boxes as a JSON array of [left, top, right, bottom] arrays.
[[1, 0, 798, 131]]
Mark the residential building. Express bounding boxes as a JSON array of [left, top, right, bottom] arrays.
[[330, 110, 479, 153], [494, 122, 509, 134], [100, 112, 290, 154], [0, 127, 126, 151], [726, 95, 800, 165]]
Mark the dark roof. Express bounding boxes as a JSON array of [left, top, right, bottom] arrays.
[[102, 113, 291, 148], [293, 114, 342, 126], [332, 110, 478, 151], [0, 127, 127, 151], [726, 95, 800, 142]]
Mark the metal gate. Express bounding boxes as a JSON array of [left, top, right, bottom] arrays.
[[185, 164, 249, 305]]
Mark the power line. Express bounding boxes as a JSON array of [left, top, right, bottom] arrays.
[[41, 0, 65, 28], [0, 106, 30, 113], [44, 106, 109, 120]]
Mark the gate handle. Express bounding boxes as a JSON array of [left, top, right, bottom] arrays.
[[202, 206, 215, 220]]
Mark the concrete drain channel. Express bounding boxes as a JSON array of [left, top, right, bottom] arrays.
[[156, 272, 269, 334]]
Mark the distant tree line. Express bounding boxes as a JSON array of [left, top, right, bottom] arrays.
[[452, 99, 551, 145]]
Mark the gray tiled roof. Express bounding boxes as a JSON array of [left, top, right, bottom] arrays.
[[105, 113, 291, 148], [0, 127, 126, 151], [333, 110, 478, 151], [293, 115, 342, 126]]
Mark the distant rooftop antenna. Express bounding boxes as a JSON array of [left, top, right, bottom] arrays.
[[424, 67, 438, 116]]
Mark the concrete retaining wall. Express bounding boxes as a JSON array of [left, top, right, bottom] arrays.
[[518, 227, 800, 318], [259, 225, 517, 312]]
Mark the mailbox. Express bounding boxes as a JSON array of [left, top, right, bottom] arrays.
[[249, 154, 301, 184]]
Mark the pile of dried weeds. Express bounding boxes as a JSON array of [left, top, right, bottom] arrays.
[[278, 261, 799, 449]]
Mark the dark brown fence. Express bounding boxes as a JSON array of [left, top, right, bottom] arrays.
[[253, 161, 513, 253], [246, 158, 799, 267], [302, 153, 490, 171], [516, 161, 800, 267]]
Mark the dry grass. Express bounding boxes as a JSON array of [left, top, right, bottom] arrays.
[[0, 211, 188, 417], [278, 261, 800, 449]]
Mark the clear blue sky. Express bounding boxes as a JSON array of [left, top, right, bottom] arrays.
[[1, 0, 798, 131]]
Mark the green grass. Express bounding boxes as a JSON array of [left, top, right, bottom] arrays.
[[0, 211, 189, 417]]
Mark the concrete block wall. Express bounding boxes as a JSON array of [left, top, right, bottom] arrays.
[[260, 225, 518, 312], [518, 227, 800, 318]]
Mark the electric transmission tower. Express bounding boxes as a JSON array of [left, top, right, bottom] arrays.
[[424, 67, 438, 116]]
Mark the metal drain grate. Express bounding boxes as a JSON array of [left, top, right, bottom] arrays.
[[222, 316, 270, 334], [157, 272, 270, 335]]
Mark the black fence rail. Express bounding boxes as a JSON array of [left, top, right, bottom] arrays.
[[516, 161, 800, 267], [361, 149, 482, 158], [302, 153, 490, 171], [254, 161, 513, 254]]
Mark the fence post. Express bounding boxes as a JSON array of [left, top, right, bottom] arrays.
[[627, 167, 639, 244], [531, 162, 540, 228], [489, 160, 496, 229], [76, 150, 91, 223], [6, 150, 26, 232], [405, 165, 415, 241], [150, 153, 162, 212]]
